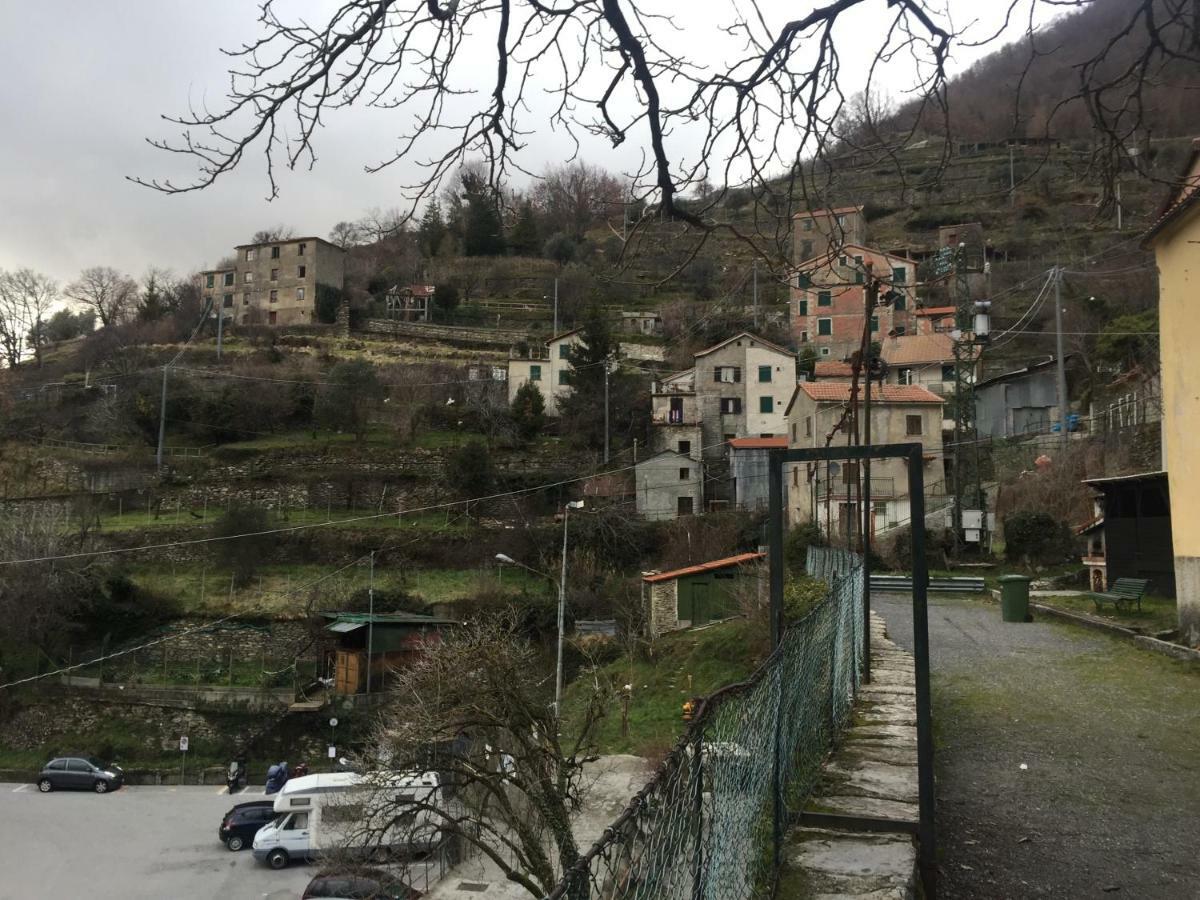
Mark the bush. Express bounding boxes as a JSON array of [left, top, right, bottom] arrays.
[[1003, 512, 1074, 566], [783, 576, 828, 622], [889, 526, 955, 571], [211, 504, 272, 586], [784, 523, 826, 574], [511, 382, 546, 441]]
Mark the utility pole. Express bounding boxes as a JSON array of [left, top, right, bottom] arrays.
[[752, 259, 759, 329], [365, 550, 375, 698], [861, 276, 878, 684], [155, 365, 169, 470], [216, 309, 224, 361], [553, 278, 559, 335], [1008, 144, 1015, 206], [1053, 266, 1068, 448], [603, 358, 611, 464], [555, 501, 583, 718]]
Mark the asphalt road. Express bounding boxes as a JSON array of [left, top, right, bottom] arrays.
[[0, 783, 313, 900], [876, 594, 1200, 898]]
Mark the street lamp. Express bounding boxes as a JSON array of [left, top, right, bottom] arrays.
[[495, 498, 585, 719]]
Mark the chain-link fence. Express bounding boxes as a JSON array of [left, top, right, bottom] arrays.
[[547, 548, 863, 900]]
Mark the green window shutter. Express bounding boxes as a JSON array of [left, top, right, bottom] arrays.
[[870, 316, 879, 332], [759, 396, 774, 413], [530, 365, 541, 381], [758, 365, 772, 383], [818, 319, 832, 336], [892, 266, 907, 284], [817, 291, 832, 307], [799, 299, 808, 316]]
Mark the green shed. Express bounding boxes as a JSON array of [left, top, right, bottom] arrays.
[[643, 552, 765, 638]]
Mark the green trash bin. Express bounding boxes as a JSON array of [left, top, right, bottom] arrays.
[[998, 575, 1032, 622]]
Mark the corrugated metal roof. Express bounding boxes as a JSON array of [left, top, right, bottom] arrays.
[[643, 552, 765, 584], [321, 612, 459, 626], [326, 621, 365, 633]]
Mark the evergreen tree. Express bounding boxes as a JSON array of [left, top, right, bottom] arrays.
[[558, 308, 648, 451], [510, 199, 540, 256], [417, 201, 447, 258], [511, 381, 546, 441], [462, 174, 506, 257]]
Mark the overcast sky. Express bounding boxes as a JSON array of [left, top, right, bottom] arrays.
[[0, 1, 1058, 286]]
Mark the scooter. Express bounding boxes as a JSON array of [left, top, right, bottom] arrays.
[[264, 761, 289, 795], [225, 758, 247, 793]]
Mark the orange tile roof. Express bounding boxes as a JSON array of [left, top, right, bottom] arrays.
[[915, 306, 956, 316], [727, 436, 789, 449], [880, 332, 955, 366], [794, 382, 943, 404], [814, 360, 855, 378], [643, 552, 766, 584]]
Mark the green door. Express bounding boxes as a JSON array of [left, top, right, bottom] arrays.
[[691, 580, 711, 626]]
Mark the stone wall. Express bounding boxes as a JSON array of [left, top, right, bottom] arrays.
[[125, 618, 320, 665], [646, 580, 679, 638], [362, 318, 524, 348]]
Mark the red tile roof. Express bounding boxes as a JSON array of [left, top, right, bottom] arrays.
[[814, 360, 855, 378], [880, 332, 955, 366], [794, 382, 944, 404], [727, 436, 789, 449], [915, 306, 956, 316], [643, 552, 766, 584]]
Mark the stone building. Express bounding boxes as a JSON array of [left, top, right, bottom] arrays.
[[506, 328, 585, 417], [727, 436, 789, 512], [642, 552, 765, 638], [792, 205, 867, 264], [634, 449, 703, 520], [785, 382, 945, 538], [199, 235, 346, 326]]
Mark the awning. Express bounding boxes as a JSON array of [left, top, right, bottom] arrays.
[[326, 621, 366, 634]]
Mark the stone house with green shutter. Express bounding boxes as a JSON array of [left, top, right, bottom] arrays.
[[642, 552, 765, 638]]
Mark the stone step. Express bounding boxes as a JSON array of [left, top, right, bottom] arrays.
[[779, 828, 917, 900], [823, 760, 919, 804], [806, 794, 920, 824]]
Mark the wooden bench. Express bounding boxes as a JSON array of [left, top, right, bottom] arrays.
[[1088, 577, 1150, 613]]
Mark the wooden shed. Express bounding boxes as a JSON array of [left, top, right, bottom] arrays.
[[323, 612, 458, 694], [642, 552, 765, 638]]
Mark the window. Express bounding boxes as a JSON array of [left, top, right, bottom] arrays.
[[270, 246, 281, 259], [842, 461, 860, 484], [719, 397, 742, 414], [758, 365, 772, 383], [817, 318, 832, 336], [802, 218, 813, 232], [268, 310, 277, 324], [678, 440, 691, 455], [677, 496, 694, 517], [798, 299, 808, 316], [269, 290, 279, 303], [284, 813, 308, 831], [47, 759, 67, 771], [805, 415, 813, 437], [870, 316, 879, 332], [68, 759, 92, 772], [245, 248, 257, 261], [270, 268, 279, 281], [223, 272, 234, 286], [714, 366, 741, 383], [244, 271, 254, 283], [297, 265, 306, 278], [817, 290, 832, 307], [899, 368, 914, 385], [797, 272, 812, 288], [559, 344, 570, 359], [941, 364, 954, 381], [529, 365, 542, 381], [242, 293, 250, 305], [679, 467, 690, 481], [873, 500, 889, 527], [296, 287, 305, 301], [222, 294, 233, 308], [558, 370, 568, 385], [906, 415, 924, 436], [800, 330, 809, 343], [205, 274, 214, 288], [790, 423, 796, 442], [854, 256, 864, 284], [297, 242, 307, 256], [836, 214, 846, 226], [759, 396, 774, 413], [893, 326, 907, 336], [892, 292, 906, 311], [820, 347, 831, 357], [800, 239, 813, 258], [892, 266, 907, 284]]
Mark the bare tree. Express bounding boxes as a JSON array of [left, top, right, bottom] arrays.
[[135, 0, 1198, 276], [363, 616, 612, 896], [65, 266, 139, 328], [534, 161, 624, 241], [328, 220, 367, 249], [251, 225, 297, 243], [0, 269, 59, 368]]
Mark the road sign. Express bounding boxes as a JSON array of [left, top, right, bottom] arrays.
[[329, 717, 339, 728], [179, 736, 189, 752], [328, 745, 337, 759]]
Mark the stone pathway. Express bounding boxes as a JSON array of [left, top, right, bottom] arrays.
[[778, 613, 920, 898]]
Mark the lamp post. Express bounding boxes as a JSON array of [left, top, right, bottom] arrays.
[[495, 498, 584, 719]]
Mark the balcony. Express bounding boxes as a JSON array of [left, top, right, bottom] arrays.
[[815, 477, 896, 499], [651, 411, 699, 426]]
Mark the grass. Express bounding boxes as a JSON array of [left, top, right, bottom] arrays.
[[217, 425, 396, 452], [93, 505, 466, 533], [126, 562, 550, 615], [1033, 592, 1179, 635], [563, 619, 765, 758]]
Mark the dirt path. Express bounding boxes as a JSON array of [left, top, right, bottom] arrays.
[[875, 594, 1200, 898]]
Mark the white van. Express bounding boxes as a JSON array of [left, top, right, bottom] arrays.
[[252, 770, 443, 870]]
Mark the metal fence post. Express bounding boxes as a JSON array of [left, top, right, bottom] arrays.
[[907, 446, 937, 898], [691, 727, 705, 900]]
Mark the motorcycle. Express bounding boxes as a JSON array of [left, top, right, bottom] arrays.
[[225, 758, 247, 793], [264, 761, 289, 795]]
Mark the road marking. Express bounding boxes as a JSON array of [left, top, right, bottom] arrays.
[[11, 784, 30, 793]]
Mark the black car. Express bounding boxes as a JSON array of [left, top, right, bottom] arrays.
[[219, 800, 276, 851], [302, 868, 421, 899], [36, 757, 124, 793]]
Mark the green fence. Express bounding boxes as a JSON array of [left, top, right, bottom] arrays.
[[547, 549, 864, 899]]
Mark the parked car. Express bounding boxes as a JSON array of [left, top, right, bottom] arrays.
[[301, 868, 421, 899], [218, 800, 276, 851], [36, 756, 124, 793]]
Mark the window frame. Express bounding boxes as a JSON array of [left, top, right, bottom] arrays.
[[757, 365, 772, 383], [529, 365, 542, 381], [759, 396, 774, 414], [817, 318, 832, 336], [906, 414, 924, 436], [817, 290, 832, 307]]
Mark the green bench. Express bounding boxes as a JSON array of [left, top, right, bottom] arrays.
[[1089, 577, 1151, 613]]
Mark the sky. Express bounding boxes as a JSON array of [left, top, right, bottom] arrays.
[[0, 1, 1060, 286]]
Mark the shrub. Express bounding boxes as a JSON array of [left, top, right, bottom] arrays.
[[783, 576, 828, 622], [889, 526, 955, 571], [784, 523, 826, 574], [1003, 511, 1074, 565], [511, 381, 546, 441], [211, 503, 272, 586]]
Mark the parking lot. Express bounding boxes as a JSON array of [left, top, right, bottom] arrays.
[[0, 783, 313, 899]]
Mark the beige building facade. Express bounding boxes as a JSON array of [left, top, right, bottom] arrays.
[[200, 236, 345, 327], [506, 329, 585, 416]]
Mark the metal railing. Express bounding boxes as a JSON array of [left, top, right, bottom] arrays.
[[546, 549, 863, 899]]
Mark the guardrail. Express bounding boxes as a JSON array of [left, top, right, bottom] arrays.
[[870, 574, 986, 594]]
